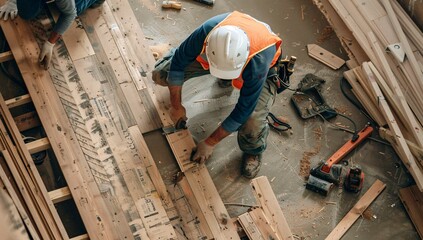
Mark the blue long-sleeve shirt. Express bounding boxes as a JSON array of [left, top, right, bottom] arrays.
[[168, 13, 277, 133], [54, 0, 95, 35]]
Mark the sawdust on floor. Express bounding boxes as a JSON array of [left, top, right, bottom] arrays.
[[299, 127, 323, 179]]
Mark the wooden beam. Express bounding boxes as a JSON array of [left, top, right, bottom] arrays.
[[14, 111, 41, 132], [325, 179, 386, 240], [238, 212, 263, 240], [381, 0, 423, 90], [0, 164, 39, 239], [399, 185, 423, 238], [251, 176, 293, 240], [0, 50, 13, 63], [307, 44, 345, 69], [363, 58, 423, 190], [25, 137, 50, 155], [70, 233, 89, 240], [48, 187, 72, 204], [5, 94, 31, 108], [379, 127, 423, 165]]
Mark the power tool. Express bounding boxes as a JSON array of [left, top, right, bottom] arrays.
[[344, 165, 364, 193], [306, 125, 373, 195]]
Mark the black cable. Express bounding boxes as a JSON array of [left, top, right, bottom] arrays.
[[340, 77, 376, 125]]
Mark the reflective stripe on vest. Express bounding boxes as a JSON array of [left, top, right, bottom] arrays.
[[196, 11, 282, 89]]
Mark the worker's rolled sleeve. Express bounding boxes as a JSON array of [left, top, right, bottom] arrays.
[[54, 0, 77, 35], [167, 13, 229, 86], [221, 46, 276, 133]]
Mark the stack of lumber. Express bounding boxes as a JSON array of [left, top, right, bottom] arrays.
[[238, 177, 293, 240], [313, 0, 423, 191]]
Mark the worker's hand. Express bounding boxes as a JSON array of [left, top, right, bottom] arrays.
[[170, 105, 187, 124], [192, 140, 215, 164], [39, 41, 55, 70], [0, 0, 17, 21]]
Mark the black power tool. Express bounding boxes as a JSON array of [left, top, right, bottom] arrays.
[[344, 165, 364, 193]]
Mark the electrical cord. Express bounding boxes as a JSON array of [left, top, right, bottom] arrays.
[[340, 77, 376, 125]]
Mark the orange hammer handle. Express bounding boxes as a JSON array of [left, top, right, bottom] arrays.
[[321, 125, 373, 173]]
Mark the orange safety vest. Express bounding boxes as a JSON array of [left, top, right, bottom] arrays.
[[196, 11, 282, 89]]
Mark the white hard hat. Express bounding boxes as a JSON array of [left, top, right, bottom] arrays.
[[205, 25, 250, 79]]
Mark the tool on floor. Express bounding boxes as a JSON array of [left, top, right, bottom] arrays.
[[305, 124, 373, 195], [267, 112, 291, 132], [162, 1, 182, 10], [291, 74, 337, 120], [344, 165, 364, 193], [193, 0, 214, 6]]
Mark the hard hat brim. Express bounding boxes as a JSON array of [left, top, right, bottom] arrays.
[[209, 65, 243, 80]]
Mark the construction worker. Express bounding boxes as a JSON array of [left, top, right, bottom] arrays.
[[152, 11, 283, 178], [0, 0, 105, 69]]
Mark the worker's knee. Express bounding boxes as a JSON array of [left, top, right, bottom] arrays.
[[238, 123, 269, 155]]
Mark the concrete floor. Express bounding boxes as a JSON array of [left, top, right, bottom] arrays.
[[0, 0, 419, 239], [135, 0, 420, 239]]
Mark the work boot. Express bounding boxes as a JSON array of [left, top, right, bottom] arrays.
[[241, 153, 262, 179], [217, 79, 233, 88]]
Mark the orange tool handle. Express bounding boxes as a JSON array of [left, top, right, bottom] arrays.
[[321, 125, 373, 173]]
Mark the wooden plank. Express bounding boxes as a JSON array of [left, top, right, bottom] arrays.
[[390, 0, 423, 54], [307, 43, 345, 69], [166, 129, 197, 172], [0, 186, 31, 240], [343, 69, 386, 126], [166, 128, 239, 239], [362, 59, 423, 189], [351, 0, 423, 121], [380, 0, 423, 88], [312, 0, 369, 65], [325, 179, 386, 240], [0, 15, 121, 240], [399, 185, 423, 238], [248, 208, 279, 240], [1, 149, 51, 239], [184, 165, 241, 239], [99, 2, 146, 91], [379, 127, 423, 165], [176, 177, 214, 239], [25, 137, 50, 154], [105, 0, 173, 128], [5, 94, 31, 108], [0, 164, 39, 239], [0, 50, 13, 63], [238, 212, 263, 240], [128, 126, 176, 211], [251, 176, 293, 240], [48, 187, 72, 204], [14, 111, 41, 132], [70, 234, 89, 240], [0, 93, 67, 239], [81, 7, 160, 133]]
